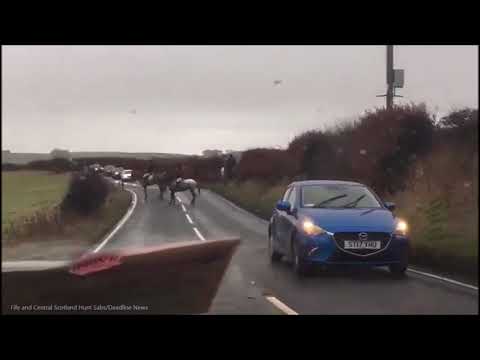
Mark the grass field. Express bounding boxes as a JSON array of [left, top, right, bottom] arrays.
[[2, 171, 132, 260], [2, 171, 70, 234]]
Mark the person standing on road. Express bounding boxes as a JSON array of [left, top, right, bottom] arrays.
[[225, 154, 236, 181]]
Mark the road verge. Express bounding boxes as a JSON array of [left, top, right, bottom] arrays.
[[2, 185, 132, 261]]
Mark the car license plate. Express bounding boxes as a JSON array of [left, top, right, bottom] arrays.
[[344, 241, 381, 250]]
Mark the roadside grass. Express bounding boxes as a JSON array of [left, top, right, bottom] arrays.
[[391, 178, 478, 282], [208, 181, 287, 220], [208, 179, 478, 283], [2, 171, 70, 234], [2, 171, 132, 249], [3, 187, 131, 246], [62, 188, 132, 245]]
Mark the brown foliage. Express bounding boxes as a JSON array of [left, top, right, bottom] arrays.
[[236, 148, 300, 182]]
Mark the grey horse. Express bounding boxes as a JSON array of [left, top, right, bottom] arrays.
[[169, 178, 201, 206], [141, 171, 168, 201]]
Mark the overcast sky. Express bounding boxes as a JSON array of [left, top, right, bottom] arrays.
[[2, 45, 478, 155]]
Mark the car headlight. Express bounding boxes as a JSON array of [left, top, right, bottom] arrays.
[[302, 220, 326, 236], [394, 219, 408, 236]]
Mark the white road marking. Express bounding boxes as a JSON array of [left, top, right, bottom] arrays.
[[193, 227, 206, 241], [185, 214, 194, 224], [407, 268, 478, 291], [181, 204, 187, 212], [265, 296, 298, 315], [92, 189, 138, 253], [176, 195, 182, 203]]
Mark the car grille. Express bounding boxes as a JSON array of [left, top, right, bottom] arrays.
[[333, 232, 391, 256]]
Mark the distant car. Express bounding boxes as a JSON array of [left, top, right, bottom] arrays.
[[268, 180, 409, 277], [88, 164, 98, 172], [121, 169, 133, 182], [113, 168, 123, 179], [104, 165, 115, 176]]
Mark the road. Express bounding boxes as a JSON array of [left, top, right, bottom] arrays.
[[101, 181, 478, 315]]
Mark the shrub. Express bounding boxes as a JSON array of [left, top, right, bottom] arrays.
[[436, 108, 478, 150], [236, 148, 299, 182], [27, 158, 74, 173], [374, 105, 434, 194], [50, 158, 74, 173], [285, 104, 435, 195], [2, 163, 23, 171], [185, 156, 223, 182], [61, 172, 110, 216], [342, 105, 434, 195], [288, 130, 351, 180]]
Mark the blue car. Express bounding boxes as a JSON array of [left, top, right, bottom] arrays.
[[268, 180, 409, 277]]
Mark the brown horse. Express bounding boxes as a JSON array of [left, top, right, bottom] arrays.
[[141, 171, 168, 201]]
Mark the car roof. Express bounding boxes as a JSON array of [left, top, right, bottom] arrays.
[[288, 180, 364, 187]]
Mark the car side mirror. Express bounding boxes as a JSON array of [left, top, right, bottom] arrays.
[[291, 207, 298, 218], [276, 200, 291, 212], [384, 202, 396, 211]]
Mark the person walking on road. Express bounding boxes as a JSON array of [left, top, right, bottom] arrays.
[[224, 154, 237, 181]]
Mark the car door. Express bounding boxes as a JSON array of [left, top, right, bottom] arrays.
[[272, 187, 291, 252], [282, 186, 299, 253]]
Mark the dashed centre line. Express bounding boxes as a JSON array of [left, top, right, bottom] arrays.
[[265, 296, 299, 315], [193, 227, 206, 241]]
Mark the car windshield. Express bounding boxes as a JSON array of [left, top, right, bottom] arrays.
[[2, 45, 477, 316], [301, 184, 382, 209]]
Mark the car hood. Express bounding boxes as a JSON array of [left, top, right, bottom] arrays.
[[298, 208, 396, 233]]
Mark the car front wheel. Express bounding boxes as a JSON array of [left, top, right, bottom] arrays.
[[291, 239, 311, 276], [268, 232, 283, 263]]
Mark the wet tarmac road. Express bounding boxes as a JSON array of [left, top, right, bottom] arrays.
[[100, 181, 478, 315]]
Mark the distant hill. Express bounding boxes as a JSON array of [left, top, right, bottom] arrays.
[[2, 151, 188, 164], [2, 151, 51, 164], [71, 152, 188, 160]]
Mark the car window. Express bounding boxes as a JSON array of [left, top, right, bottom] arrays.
[[301, 184, 382, 208], [287, 187, 297, 208], [282, 188, 292, 201]]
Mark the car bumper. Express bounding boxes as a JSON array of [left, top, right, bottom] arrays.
[[296, 232, 409, 267]]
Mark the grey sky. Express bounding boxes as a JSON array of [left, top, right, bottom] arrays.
[[2, 45, 478, 155]]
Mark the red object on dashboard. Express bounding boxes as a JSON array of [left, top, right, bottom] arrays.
[[69, 254, 122, 276]]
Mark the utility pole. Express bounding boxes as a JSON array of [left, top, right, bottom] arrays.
[[377, 45, 403, 110], [386, 45, 394, 110]]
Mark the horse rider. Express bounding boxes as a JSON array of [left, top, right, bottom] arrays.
[[174, 164, 184, 185], [143, 160, 154, 181]]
